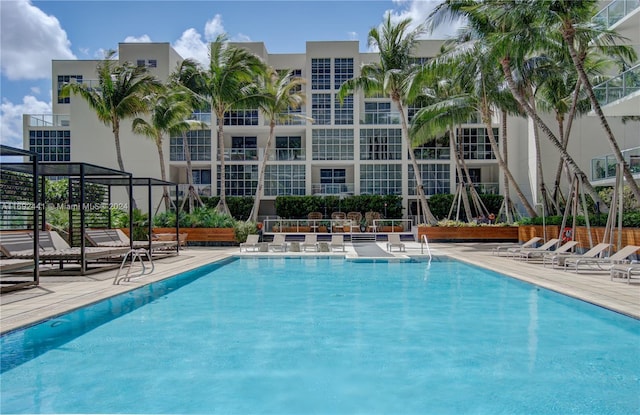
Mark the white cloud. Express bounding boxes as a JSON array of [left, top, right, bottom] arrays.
[[0, 96, 52, 148], [204, 14, 225, 41], [124, 34, 152, 43], [232, 33, 252, 43], [387, 0, 463, 40], [0, 0, 76, 80], [348, 31, 358, 40], [173, 28, 210, 66]]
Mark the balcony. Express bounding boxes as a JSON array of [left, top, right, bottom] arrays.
[[27, 114, 71, 128], [171, 184, 212, 198], [360, 111, 401, 125], [265, 148, 306, 161], [415, 147, 450, 160], [593, 63, 640, 109], [591, 146, 640, 181], [593, 0, 640, 28], [220, 148, 259, 161], [311, 183, 355, 195]]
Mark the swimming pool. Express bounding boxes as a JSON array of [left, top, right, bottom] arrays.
[[1, 257, 639, 414]]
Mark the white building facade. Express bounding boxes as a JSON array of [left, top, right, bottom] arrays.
[[23, 11, 640, 221]]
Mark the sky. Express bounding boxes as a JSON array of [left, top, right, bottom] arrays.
[[0, 0, 460, 149]]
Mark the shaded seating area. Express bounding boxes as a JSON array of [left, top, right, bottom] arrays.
[[85, 228, 178, 257]]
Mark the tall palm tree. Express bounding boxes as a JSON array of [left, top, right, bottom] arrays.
[[132, 87, 194, 211], [339, 14, 437, 224], [61, 50, 161, 173], [174, 35, 265, 215], [248, 67, 309, 222]]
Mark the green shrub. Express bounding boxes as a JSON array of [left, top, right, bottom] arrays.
[[234, 221, 258, 243]]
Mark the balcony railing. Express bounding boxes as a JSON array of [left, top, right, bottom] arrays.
[[593, 0, 640, 28], [27, 114, 71, 128], [360, 111, 401, 125], [219, 148, 259, 161], [591, 146, 640, 181], [593, 63, 640, 106], [415, 147, 451, 160], [265, 148, 306, 161], [311, 183, 355, 195], [170, 184, 212, 198]]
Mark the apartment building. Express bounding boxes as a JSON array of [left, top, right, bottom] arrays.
[[23, 13, 639, 220]]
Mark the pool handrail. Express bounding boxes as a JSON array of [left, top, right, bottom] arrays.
[[421, 234, 432, 261]]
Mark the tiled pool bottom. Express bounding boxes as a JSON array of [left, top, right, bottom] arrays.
[[2, 257, 639, 414]]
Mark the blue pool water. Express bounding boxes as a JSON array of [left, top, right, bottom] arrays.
[[1, 257, 639, 414]]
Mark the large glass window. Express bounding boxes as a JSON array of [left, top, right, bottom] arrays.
[[311, 58, 331, 90], [360, 128, 402, 160], [223, 109, 259, 126], [170, 130, 211, 161], [363, 102, 398, 124], [334, 94, 353, 125], [360, 164, 402, 195], [57, 75, 83, 104], [275, 136, 302, 160], [264, 165, 306, 196], [334, 58, 353, 89], [29, 130, 71, 161], [312, 129, 354, 160], [217, 165, 258, 196], [459, 127, 498, 160], [312, 93, 331, 125], [408, 164, 450, 196], [230, 136, 257, 160], [320, 168, 347, 194]]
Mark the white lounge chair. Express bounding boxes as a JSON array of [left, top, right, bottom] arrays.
[[520, 240, 578, 262], [493, 237, 542, 256], [330, 234, 345, 252], [268, 234, 287, 252], [511, 238, 560, 259], [564, 245, 640, 273], [301, 234, 319, 252], [386, 234, 405, 252], [543, 242, 611, 268], [610, 263, 640, 284], [239, 234, 261, 252]]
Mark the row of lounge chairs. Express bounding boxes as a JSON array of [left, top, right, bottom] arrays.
[[494, 236, 639, 283], [240, 234, 347, 253]]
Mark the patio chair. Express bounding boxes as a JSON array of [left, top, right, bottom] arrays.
[[346, 212, 362, 232], [239, 234, 261, 252], [268, 234, 287, 252], [301, 234, 319, 252], [509, 238, 560, 259], [386, 233, 405, 252], [307, 212, 323, 233], [564, 245, 640, 273], [543, 242, 611, 268], [610, 263, 640, 284], [330, 234, 345, 252], [520, 240, 578, 262], [492, 237, 542, 256]]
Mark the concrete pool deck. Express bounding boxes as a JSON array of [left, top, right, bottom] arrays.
[[1, 242, 639, 334]]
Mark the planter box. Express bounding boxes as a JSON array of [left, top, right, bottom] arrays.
[[153, 227, 236, 243], [418, 226, 519, 242], [380, 225, 404, 232], [519, 225, 640, 249]]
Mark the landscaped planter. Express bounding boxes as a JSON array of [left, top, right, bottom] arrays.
[[153, 227, 236, 243], [418, 226, 519, 242], [380, 225, 404, 232]]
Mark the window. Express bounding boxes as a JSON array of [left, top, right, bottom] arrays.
[[148, 59, 157, 68], [29, 130, 71, 161], [408, 164, 450, 196], [312, 93, 331, 125], [334, 94, 353, 125], [459, 127, 498, 160], [275, 136, 302, 160], [360, 164, 402, 195], [320, 168, 347, 194], [312, 129, 354, 160], [223, 109, 259, 126], [360, 128, 402, 160], [363, 102, 398, 124], [334, 58, 353, 89], [170, 130, 211, 161], [57, 75, 83, 104], [192, 169, 212, 184], [136, 60, 146, 67], [217, 165, 258, 196], [264, 165, 306, 196], [231, 136, 258, 160], [311, 58, 331, 90]]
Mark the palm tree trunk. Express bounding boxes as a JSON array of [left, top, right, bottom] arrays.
[[450, 128, 473, 221], [479, 98, 537, 217], [249, 120, 275, 222], [528, 87, 552, 214], [112, 119, 125, 172], [395, 99, 437, 225], [501, 109, 513, 223], [500, 57, 606, 208], [156, 139, 171, 212], [561, 28, 640, 201], [215, 116, 231, 215]]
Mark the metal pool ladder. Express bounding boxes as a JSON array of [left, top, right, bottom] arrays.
[[114, 248, 154, 285], [421, 234, 432, 261]]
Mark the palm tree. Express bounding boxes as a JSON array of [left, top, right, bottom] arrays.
[[61, 50, 161, 173], [132, 87, 195, 211], [338, 14, 437, 224], [174, 35, 265, 215], [248, 67, 309, 222]]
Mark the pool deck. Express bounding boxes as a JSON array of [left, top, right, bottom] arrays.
[[1, 241, 639, 334]]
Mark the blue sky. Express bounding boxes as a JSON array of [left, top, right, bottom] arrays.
[[0, 0, 459, 149]]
